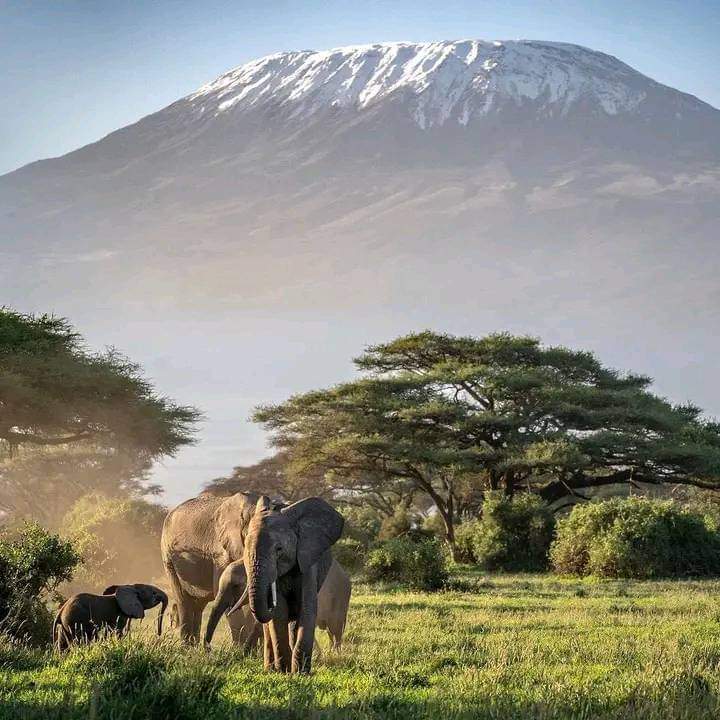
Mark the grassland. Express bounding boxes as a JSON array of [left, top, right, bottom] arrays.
[[2, 572, 720, 719]]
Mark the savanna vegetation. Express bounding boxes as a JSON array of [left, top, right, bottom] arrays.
[[247, 331, 720, 560], [3, 312, 720, 718], [4, 573, 720, 719]]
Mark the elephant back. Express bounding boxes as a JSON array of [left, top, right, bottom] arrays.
[[214, 492, 261, 559], [162, 491, 259, 563], [162, 494, 227, 558]]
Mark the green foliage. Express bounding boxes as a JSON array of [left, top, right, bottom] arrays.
[[0, 522, 80, 645], [62, 494, 166, 591], [339, 505, 383, 546], [420, 511, 447, 539], [332, 538, 366, 574], [0, 307, 199, 459], [0, 308, 200, 524], [377, 506, 413, 540], [365, 536, 448, 590], [551, 497, 720, 578], [254, 330, 720, 559], [0, 444, 161, 527], [454, 519, 480, 564], [459, 493, 555, 571]]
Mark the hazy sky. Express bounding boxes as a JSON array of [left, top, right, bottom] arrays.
[[2, 0, 720, 175]]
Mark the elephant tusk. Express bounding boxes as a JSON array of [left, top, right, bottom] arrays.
[[226, 588, 249, 616], [270, 581, 277, 610]]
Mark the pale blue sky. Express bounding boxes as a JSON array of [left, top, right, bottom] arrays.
[[2, 0, 719, 175]]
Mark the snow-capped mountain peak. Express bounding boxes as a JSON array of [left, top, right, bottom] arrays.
[[187, 39, 693, 129]]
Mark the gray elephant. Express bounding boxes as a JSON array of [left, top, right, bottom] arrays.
[[162, 492, 343, 673], [162, 491, 267, 644], [53, 584, 168, 651], [204, 557, 351, 651], [203, 561, 262, 651]]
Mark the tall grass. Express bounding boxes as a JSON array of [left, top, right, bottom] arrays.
[[2, 573, 720, 719]]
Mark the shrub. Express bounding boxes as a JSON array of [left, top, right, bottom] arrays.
[[460, 493, 555, 571], [365, 536, 448, 590], [333, 537, 366, 574], [377, 507, 414, 541], [340, 506, 383, 545], [453, 521, 478, 564], [550, 497, 720, 579], [0, 522, 80, 645], [420, 512, 447, 540], [62, 494, 166, 591]]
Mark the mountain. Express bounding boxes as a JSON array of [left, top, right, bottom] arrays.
[[2, 40, 719, 502]]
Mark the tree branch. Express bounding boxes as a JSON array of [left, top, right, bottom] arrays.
[[2, 430, 95, 447]]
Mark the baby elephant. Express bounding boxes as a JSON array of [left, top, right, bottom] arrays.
[[204, 559, 351, 650], [53, 583, 168, 651]]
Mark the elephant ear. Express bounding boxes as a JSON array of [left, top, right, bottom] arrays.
[[102, 585, 119, 596], [281, 497, 344, 574], [115, 586, 145, 619], [255, 495, 271, 513]]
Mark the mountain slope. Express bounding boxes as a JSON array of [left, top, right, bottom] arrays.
[[1, 40, 719, 502]]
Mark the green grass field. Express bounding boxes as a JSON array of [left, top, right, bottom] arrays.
[[3, 572, 720, 719]]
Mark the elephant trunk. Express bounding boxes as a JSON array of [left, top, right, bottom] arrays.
[[246, 559, 276, 624], [156, 592, 168, 636], [204, 595, 231, 646]]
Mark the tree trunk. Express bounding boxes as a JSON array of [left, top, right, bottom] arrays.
[[438, 508, 461, 562]]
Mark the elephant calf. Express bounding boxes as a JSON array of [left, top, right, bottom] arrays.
[[205, 558, 351, 651], [53, 583, 168, 651]]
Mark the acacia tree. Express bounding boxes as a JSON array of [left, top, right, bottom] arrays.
[[203, 452, 332, 502], [254, 331, 720, 559], [0, 309, 200, 520], [204, 450, 420, 517]]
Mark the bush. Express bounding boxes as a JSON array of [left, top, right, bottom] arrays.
[[377, 507, 414, 541], [550, 497, 720, 579], [333, 538, 366, 574], [453, 521, 478, 564], [340, 506, 383, 545], [365, 536, 448, 590], [0, 522, 80, 645], [459, 493, 555, 571], [420, 512, 447, 540], [62, 494, 166, 591]]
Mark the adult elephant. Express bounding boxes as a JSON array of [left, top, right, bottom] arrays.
[[228, 495, 344, 673], [161, 491, 262, 644], [205, 557, 351, 651], [161, 491, 343, 669]]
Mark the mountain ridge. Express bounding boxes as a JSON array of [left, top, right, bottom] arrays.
[[187, 39, 714, 129]]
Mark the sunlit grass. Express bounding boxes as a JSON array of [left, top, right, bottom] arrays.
[[2, 572, 720, 718]]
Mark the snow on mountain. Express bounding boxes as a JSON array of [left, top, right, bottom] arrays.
[[187, 40, 702, 129]]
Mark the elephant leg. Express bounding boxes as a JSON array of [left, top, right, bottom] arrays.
[[227, 608, 256, 651], [293, 568, 319, 674], [55, 622, 71, 652], [262, 624, 274, 670], [164, 556, 206, 644], [328, 613, 344, 650], [179, 597, 205, 644], [288, 620, 297, 649], [240, 618, 262, 655], [268, 596, 292, 672]]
